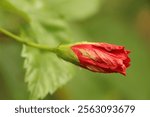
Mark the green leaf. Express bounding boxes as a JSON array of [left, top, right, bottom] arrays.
[[21, 22, 73, 99], [22, 46, 73, 99], [7, 0, 102, 21]]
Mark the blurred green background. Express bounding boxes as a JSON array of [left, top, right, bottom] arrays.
[[0, 0, 150, 100]]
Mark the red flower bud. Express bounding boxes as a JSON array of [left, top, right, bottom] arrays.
[[56, 42, 130, 76], [71, 43, 130, 75]]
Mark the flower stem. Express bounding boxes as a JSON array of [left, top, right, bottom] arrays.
[[0, 28, 56, 52]]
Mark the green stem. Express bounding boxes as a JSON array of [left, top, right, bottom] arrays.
[[0, 28, 56, 52]]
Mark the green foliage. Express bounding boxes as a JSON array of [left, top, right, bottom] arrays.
[[1, 0, 150, 100], [0, 0, 101, 99]]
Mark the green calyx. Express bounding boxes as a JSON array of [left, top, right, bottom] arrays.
[[55, 44, 79, 65]]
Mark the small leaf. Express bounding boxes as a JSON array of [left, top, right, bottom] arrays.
[[22, 46, 73, 99], [21, 22, 74, 99]]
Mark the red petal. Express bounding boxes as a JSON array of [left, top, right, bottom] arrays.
[[71, 42, 131, 76]]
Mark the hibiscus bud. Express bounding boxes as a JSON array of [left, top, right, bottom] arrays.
[[56, 42, 130, 75]]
